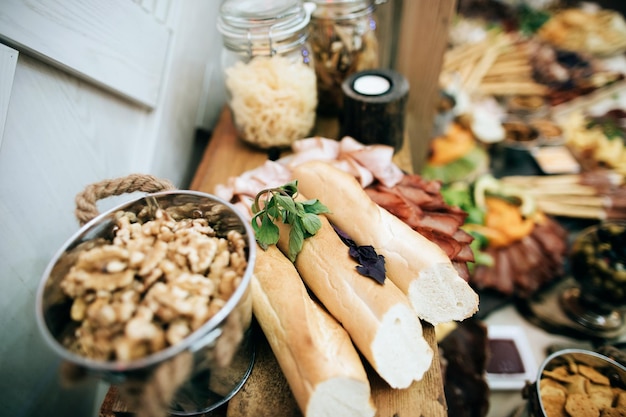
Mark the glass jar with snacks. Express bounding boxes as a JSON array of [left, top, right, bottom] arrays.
[[217, 0, 317, 149], [308, 0, 384, 116]]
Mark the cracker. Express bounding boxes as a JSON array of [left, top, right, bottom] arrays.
[[580, 365, 611, 386], [591, 390, 617, 410], [542, 393, 567, 417], [565, 392, 600, 417], [616, 391, 626, 408], [545, 366, 575, 383], [601, 408, 626, 417], [589, 384, 614, 396], [567, 374, 591, 395], [541, 378, 569, 396]]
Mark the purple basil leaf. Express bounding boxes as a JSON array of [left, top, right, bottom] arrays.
[[333, 224, 386, 284], [353, 245, 386, 284], [333, 224, 356, 247]]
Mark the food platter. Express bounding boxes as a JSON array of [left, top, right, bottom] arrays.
[[189, 107, 449, 417], [100, 107, 449, 417]]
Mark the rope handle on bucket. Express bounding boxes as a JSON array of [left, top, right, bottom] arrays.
[[74, 173, 176, 226]]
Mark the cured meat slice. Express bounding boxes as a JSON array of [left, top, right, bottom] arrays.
[[419, 228, 464, 260], [453, 261, 470, 282], [396, 184, 441, 208], [453, 229, 475, 244], [399, 174, 442, 195], [505, 241, 536, 297], [365, 187, 422, 226], [532, 220, 568, 266], [364, 173, 475, 286], [493, 249, 515, 296], [416, 212, 466, 237], [455, 244, 476, 263]]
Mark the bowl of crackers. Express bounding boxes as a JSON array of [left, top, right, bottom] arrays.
[[524, 348, 626, 417]]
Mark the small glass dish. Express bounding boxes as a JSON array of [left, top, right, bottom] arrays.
[[502, 117, 542, 150], [485, 325, 537, 391], [528, 119, 564, 146]]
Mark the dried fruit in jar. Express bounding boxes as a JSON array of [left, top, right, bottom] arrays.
[[309, 2, 380, 115]]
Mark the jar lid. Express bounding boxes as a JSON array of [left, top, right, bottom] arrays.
[[218, 0, 312, 42]]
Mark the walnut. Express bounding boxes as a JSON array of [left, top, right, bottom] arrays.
[[166, 319, 191, 346], [59, 207, 249, 361]]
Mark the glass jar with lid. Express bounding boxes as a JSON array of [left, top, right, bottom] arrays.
[[308, 0, 385, 116], [217, 0, 318, 150]]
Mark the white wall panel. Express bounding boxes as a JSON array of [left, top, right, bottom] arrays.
[[0, 0, 171, 108], [0, 1, 225, 415]]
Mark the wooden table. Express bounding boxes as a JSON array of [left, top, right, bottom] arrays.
[[100, 107, 447, 417]]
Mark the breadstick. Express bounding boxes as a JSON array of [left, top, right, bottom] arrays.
[[478, 81, 548, 96]]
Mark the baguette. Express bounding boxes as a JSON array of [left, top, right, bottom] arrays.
[[252, 245, 376, 417], [275, 200, 433, 389], [292, 161, 479, 325]]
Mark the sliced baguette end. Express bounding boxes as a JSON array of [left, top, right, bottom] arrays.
[[371, 304, 434, 389], [409, 264, 479, 325], [307, 378, 376, 417]]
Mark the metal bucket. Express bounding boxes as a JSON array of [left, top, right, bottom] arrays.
[[36, 180, 257, 416], [522, 348, 626, 417]]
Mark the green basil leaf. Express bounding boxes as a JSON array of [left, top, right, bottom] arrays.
[[287, 218, 305, 262], [275, 194, 297, 213], [301, 212, 322, 235], [252, 182, 327, 262], [281, 180, 299, 196], [293, 201, 307, 216], [301, 199, 330, 214], [256, 215, 280, 247]]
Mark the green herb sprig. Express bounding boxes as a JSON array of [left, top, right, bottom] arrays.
[[251, 180, 330, 262]]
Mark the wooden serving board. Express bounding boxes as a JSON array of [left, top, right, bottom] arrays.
[[100, 107, 447, 417]]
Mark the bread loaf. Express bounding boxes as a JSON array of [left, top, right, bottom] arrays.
[[252, 245, 376, 417], [292, 161, 479, 325], [275, 202, 433, 389]]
